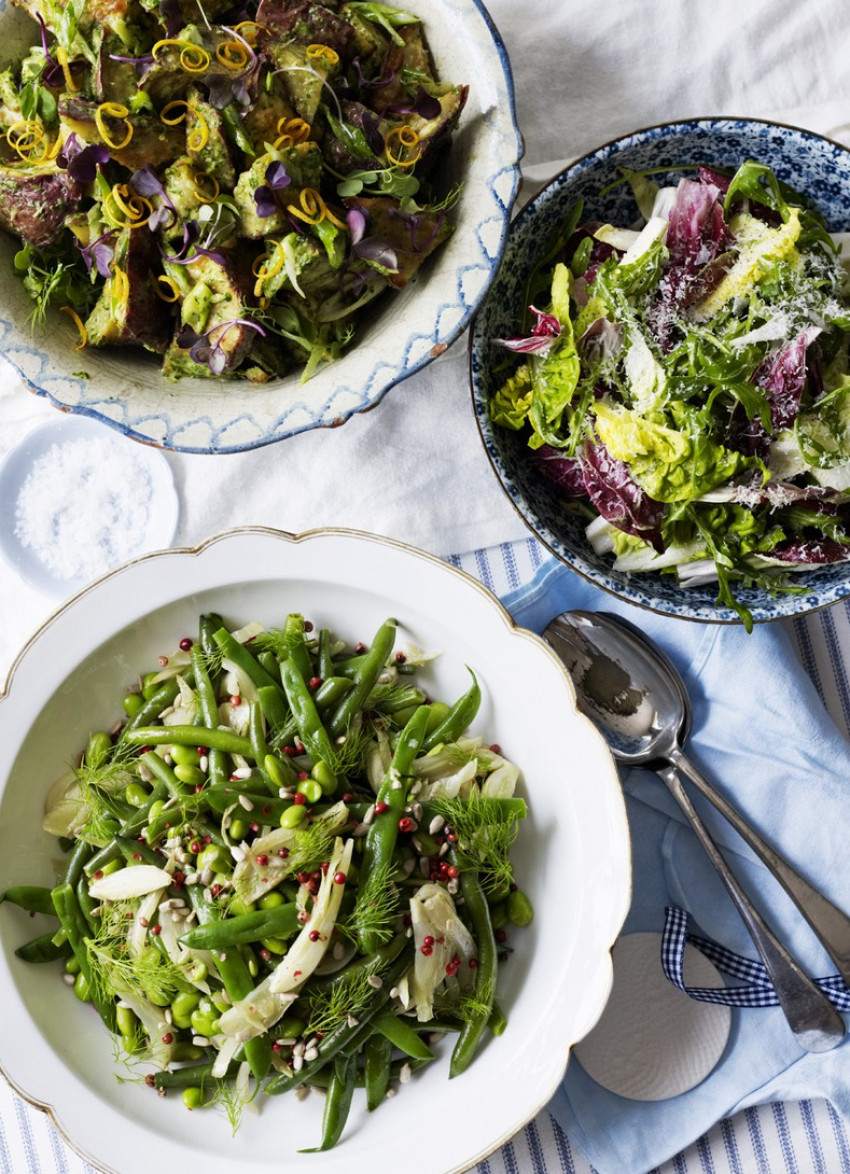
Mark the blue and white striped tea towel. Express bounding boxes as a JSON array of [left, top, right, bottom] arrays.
[[502, 559, 850, 1174]]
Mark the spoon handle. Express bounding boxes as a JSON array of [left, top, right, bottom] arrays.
[[669, 746, 850, 986], [656, 764, 845, 1053]]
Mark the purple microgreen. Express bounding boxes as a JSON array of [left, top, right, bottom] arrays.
[[37, 15, 56, 68], [77, 229, 117, 278], [385, 85, 441, 120], [351, 56, 396, 92], [265, 160, 290, 190], [58, 135, 111, 184], [353, 236, 398, 270], [254, 185, 279, 218], [346, 207, 368, 244], [388, 206, 446, 253], [178, 317, 265, 374], [253, 165, 289, 218]]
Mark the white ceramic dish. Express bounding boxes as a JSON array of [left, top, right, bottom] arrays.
[[0, 528, 630, 1174], [0, 415, 179, 597], [0, 2, 522, 454]]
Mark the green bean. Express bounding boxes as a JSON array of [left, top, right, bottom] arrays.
[[15, 931, 72, 963], [249, 700, 269, 769], [265, 945, 412, 1096], [279, 657, 341, 793], [364, 1031, 393, 1110], [179, 903, 298, 949], [272, 677, 354, 747], [255, 684, 291, 743], [448, 857, 496, 1078], [317, 628, 334, 681], [256, 650, 280, 679], [125, 726, 253, 756], [421, 668, 481, 753], [372, 1012, 434, 1060], [114, 836, 162, 867], [308, 1052, 432, 1093], [51, 882, 118, 1032], [212, 627, 284, 698], [191, 646, 227, 786], [489, 1000, 508, 1037], [356, 705, 430, 953], [186, 886, 272, 1082], [282, 613, 314, 681], [202, 788, 288, 822], [63, 839, 94, 887], [302, 1051, 357, 1152], [307, 934, 408, 998], [118, 678, 182, 741], [326, 618, 397, 738], [0, 886, 57, 915], [141, 751, 192, 800]]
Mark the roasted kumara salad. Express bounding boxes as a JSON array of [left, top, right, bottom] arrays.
[[0, 0, 466, 380]]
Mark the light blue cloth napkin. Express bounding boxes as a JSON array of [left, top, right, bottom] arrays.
[[502, 560, 850, 1174]]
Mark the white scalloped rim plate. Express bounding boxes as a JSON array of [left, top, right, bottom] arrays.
[[0, 0, 522, 453], [0, 528, 630, 1174]]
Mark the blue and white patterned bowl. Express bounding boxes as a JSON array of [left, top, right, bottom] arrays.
[[471, 118, 850, 625], [0, 0, 521, 453]]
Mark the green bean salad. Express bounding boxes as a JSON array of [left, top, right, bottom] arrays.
[[2, 612, 531, 1149]]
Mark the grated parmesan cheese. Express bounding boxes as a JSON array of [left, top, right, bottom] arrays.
[[14, 436, 154, 581]]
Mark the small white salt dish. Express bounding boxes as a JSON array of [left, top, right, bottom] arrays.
[[0, 416, 179, 598]]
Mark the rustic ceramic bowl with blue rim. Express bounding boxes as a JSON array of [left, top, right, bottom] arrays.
[[471, 117, 850, 624], [0, 0, 521, 453]]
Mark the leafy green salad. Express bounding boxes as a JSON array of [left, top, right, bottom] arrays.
[[1, 611, 530, 1149], [0, 0, 466, 380], [491, 160, 850, 628]]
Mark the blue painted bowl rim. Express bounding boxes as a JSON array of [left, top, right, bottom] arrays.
[[470, 116, 850, 625]]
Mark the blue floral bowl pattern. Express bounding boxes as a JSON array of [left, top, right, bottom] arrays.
[[470, 118, 850, 625], [0, 0, 521, 454]]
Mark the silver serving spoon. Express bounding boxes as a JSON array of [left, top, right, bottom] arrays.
[[543, 609, 847, 1053]]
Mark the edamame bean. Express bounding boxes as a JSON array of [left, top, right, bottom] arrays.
[[280, 804, 307, 829], [172, 991, 202, 1029], [73, 971, 91, 1002], [122, 692, 144, 718], [171, 745, 201, 766], [174, 764, 205, 787], [507, 889, 534, 927], [124, 782, 150, 808], [85, 731, 112, 768], [300, 777, 322, 803], [228, 817, 248, 841]]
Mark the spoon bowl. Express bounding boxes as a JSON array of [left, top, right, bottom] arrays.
[[543, 608, 850, 1053]]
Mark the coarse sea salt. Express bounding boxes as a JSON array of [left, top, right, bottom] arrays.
[[14, 435, 154, 581]]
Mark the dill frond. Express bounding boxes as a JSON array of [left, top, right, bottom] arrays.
[[75, 742, 138, 843], [325, 723, 371, 777], [88, 901, 183, 1007], [347, 860, 400, 946], [304, 967, 379, 1036], [285, 820, 341, 876], [430, 798, 520, 895]]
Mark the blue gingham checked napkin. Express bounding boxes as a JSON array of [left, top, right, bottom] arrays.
[[501, 558, 850, 1174]]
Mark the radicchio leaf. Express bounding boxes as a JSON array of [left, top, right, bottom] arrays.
[[753, 326, 821, 431], [769, 537, 850, 564], [495, 305, 562, 355], [532, 444, 586, 496], [582, 440, 665, 552]]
